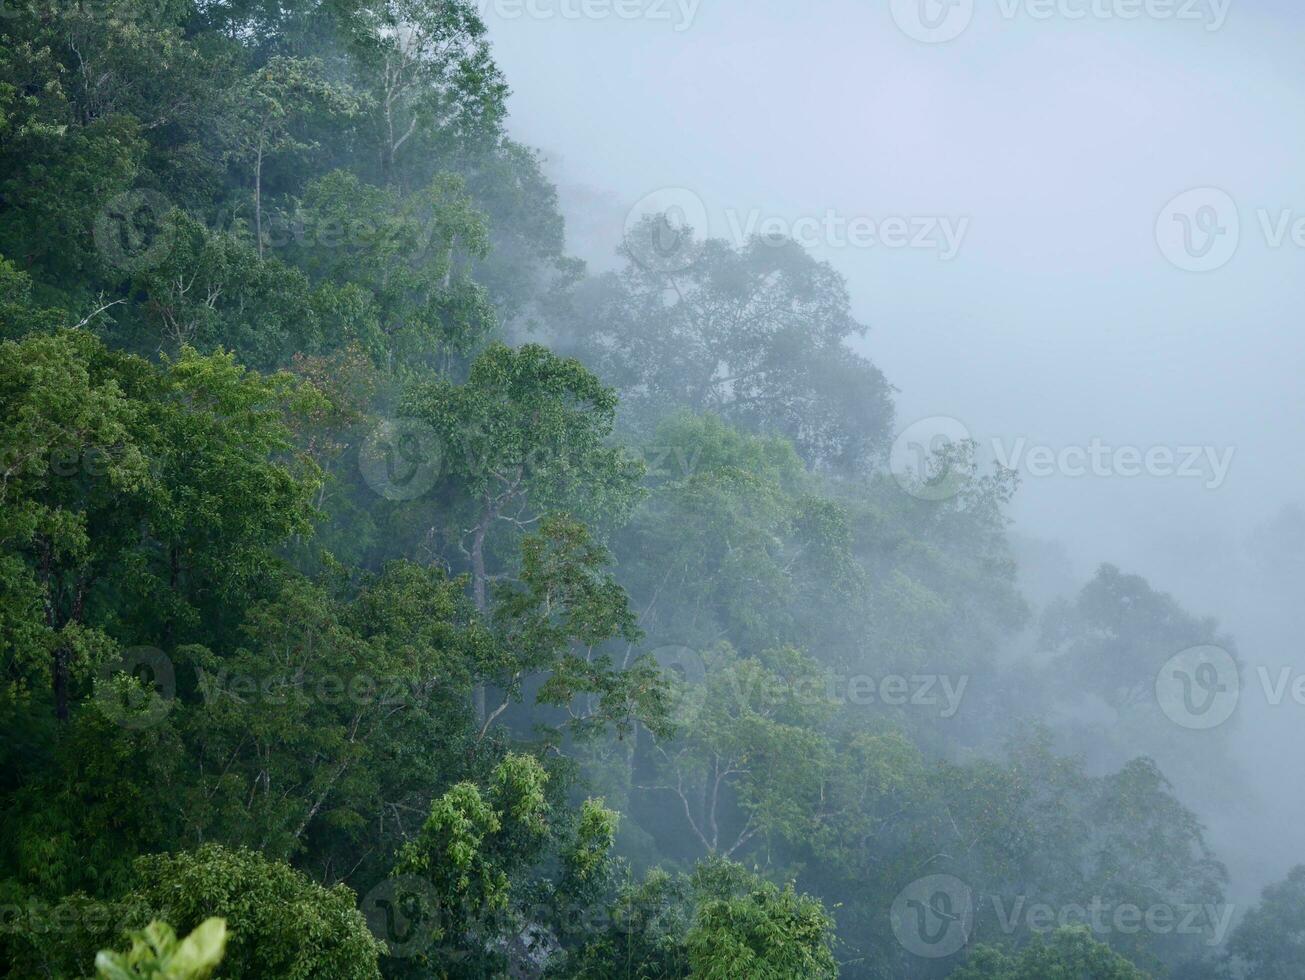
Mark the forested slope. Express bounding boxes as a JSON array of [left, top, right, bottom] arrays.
[[0, 3, 1295, 977]]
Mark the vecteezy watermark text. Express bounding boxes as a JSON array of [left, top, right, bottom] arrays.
[[891, 0, 1231, 44], [890, 417, 1235, 501], [480, 0, 701, 31], [989, 894, 1235, 945], [890, 873, 1234, 960], [622, 188, 969, 273], [724, 209, 969, 260], [991, 437, 1234, 489]]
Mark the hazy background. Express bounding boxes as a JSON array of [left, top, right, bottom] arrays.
[[482, 0, 1305, 905]]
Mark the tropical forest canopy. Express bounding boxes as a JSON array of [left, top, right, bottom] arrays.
[[0, 2, 1296, 977]]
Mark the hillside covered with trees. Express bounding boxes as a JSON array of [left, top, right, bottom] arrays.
[[0, 2, 1298, 978]]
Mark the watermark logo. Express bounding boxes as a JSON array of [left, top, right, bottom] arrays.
[[480, 0, 702, 31], [992, 437, 1235, 490], [995, 0, 1230, 30], [623, 188, 709, 274], [650, 645, 708, 729], [1156, 645, 1240, 730], [1, 0, 177, 23], [94, 190, 176, 274], [891, 874, 973, 958], [890, 417, 973, 502], [0, 896, 147, 937], [361, 875, 440, 958], [1255, 666, 1305, 708], [891, 418, 1235, 501], [649, 647, 970, 729], [358, 419, 442, 501], [989, 895, 1235, 945], [196, 667, 417, 708], [724, 210, 969, 259], [625, 193, 968, 263], [1158, 189, 1305, 272], [891, 0, 975, 43], [95, 646, 175, 729], [1156, 187, 1240, 272], [892, 0, 1230, 42]]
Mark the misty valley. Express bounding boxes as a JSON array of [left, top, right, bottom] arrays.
[[0, 2, 1301, 979]]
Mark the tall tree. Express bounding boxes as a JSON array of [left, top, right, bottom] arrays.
[[553, 218, 895, 473], [399, 341, 643, 619]]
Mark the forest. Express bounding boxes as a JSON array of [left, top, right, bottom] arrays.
[[0, 1, 1301, 977]]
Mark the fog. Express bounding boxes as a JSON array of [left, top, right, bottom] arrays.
[[487, 0, 1305, 905], [8, 1, 1305, 974]]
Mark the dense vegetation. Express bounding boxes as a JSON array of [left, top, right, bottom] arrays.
[[0, 2, 1297, 977]]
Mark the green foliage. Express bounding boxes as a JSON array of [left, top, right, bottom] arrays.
[[289, 170, 495, 371], [0, 326, 322, 721], [125, 845, 383, 979], [497, 514, 667, 741], [398, 341, 648, 731], [400, 341, 645, 549], [1226, 865, 1305, 979], [1041, 563, 1235, 713], [389, 753, 616, 975], [1033, 563, 1243, 810], [687, 872, 838, 980], [619, 412, 861, 656], [95, 918, 227, 980], [0, 4, 1274, 980], [177, 560, 491, 864], [646, 643, 833, 858], [952, 927, 1151, 979], [561, 798, 620, 889], [126, 210, 322, 369], [553, 222, 895, 473], [552, 859, 838, 980]]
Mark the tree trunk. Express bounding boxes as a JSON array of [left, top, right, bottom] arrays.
[[470, 516, 489, 725], [255, 136, 265, 260], [52, 644, 70, 722]]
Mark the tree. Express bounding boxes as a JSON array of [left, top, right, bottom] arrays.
[[289, 169, 495, 371], [0, 0, 267, 298], [0, 329, 150, 720], [793, 733, 1227, 978], [3, 846, 380, 979], [687, 863, 839, 980], [554, 219, 895, 473], [399, 341, 645, 720], [1226, 865, 1305, 980], [1040, 564, 1235, 713], [129, 210, 321, 367], [616, 412, 862, 657], [177, 559, 494, 869], [489, 514, 667, 743], [550, 858, 838, 980], [1034, 564, 1243, 798], [123, 845, 383, 980], [346, 0, 508, 184], [95, 918, 227, 980], [642, 644, 831, 860], [0, 329, 324, 719], [233, 57, 358, 260], [387, 753, 621, 977], [0, 257, 65, 340], [951, 926, 1151, 979]]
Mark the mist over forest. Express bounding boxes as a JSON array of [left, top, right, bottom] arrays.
[[1, 2, 1303, 978]]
